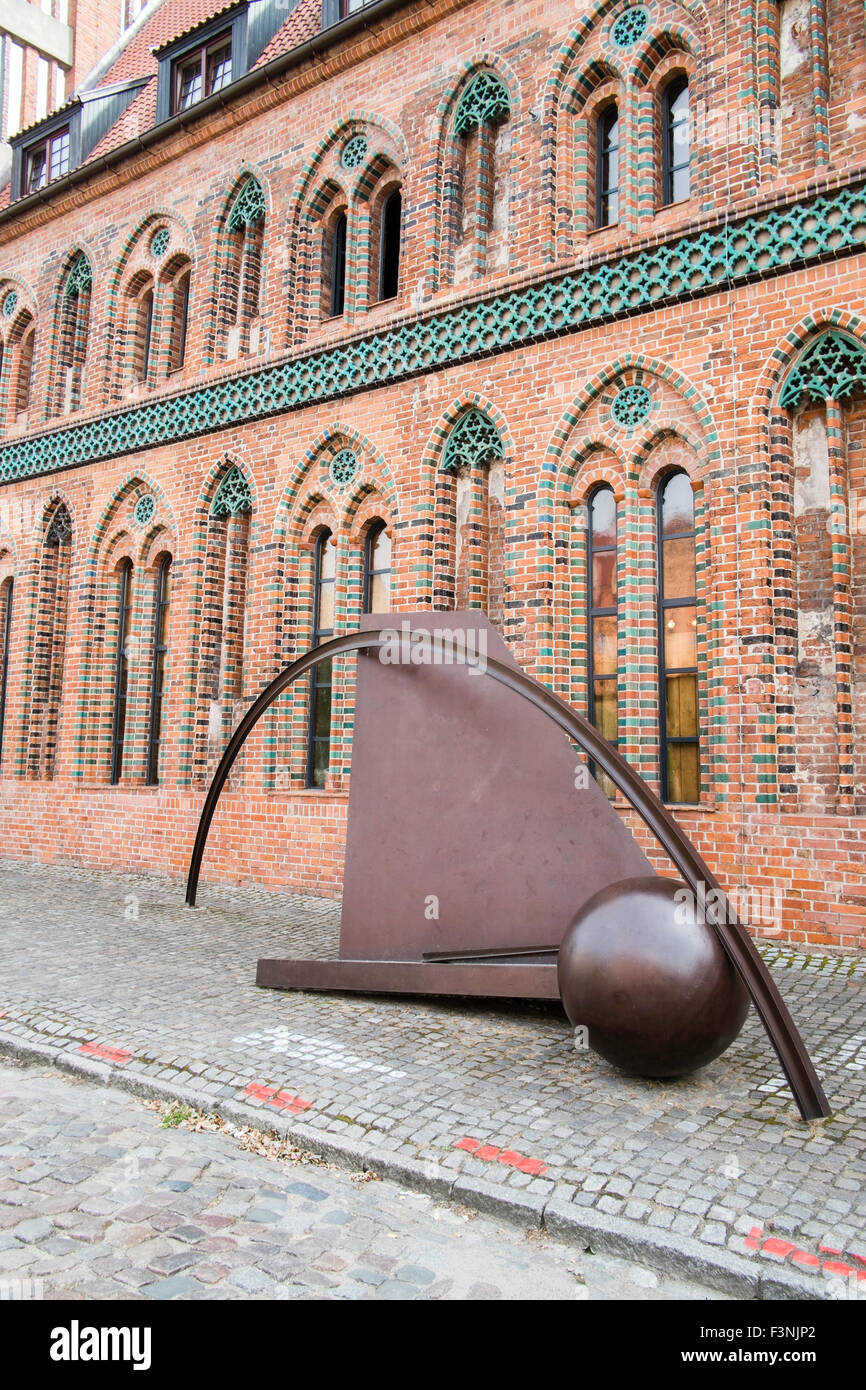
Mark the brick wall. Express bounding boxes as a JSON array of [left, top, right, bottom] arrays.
[[1, 0, 866, 951]]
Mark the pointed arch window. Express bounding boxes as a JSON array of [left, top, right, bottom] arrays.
[[165, 261, 191, 374], [325, 210, 347, 318], [657, 471, 699, 803], [222, 178, 265, 360], [451, 70, 511, 282], [110, 560, 133, 785], [780, 331, 866, 413], [28, 502, 72, 779], [195, 467, 252, 780], [55, 253, 91, 415], [441, 409, 503, 475], [376, 190, 402, 302], [364, 521, 392, 613], [596, 104, 619, 228], [661, 75, 690, 205], [587, 485, 618, 797], [439, 409, 504, 612], [147, 556, 172, 786], [306, 530, 335, 789], [130, 276, 155, 384], [8, 312, 35, 422], [0, 578, 13, 770]]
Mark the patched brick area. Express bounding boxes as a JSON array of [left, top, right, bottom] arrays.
[[0, 860, 863, 1296]]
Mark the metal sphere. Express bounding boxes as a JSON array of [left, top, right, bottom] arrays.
[[558, 876, 750, 1078]]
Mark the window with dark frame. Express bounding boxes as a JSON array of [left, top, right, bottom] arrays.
[[587, 485, 618, 798], [173, 30, 232, 114], [0, 579, 13, 771], [110, 560, 133, 785], [377, 190, 402, 302], [596, 104, 619, 228], [363, 521, 391, 613], [328, 212, 347, 317], [138, 286, 154, 382], [306, 530, 335, 789], [662, 75, 690, 206], [146, 556, 171, 786], [657, 471, 699, 804], [24, 126, 69, 193], [170, 269, 191, 372]]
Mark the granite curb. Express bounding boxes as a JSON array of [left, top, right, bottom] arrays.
[[0, 1026, 834, 1301]]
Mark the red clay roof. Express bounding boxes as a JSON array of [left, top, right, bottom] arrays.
[[255, 0, 320, 67], [102, 0, 231, 85], [87, 80, 158, 162], [4, 0, 328, 205]]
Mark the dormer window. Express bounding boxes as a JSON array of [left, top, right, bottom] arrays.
[[24, 126, 70, 192], [156, 6, 286, 125], [173, 30, 233, 113]]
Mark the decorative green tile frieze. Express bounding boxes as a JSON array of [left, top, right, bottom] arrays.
[[2, 180, 866, 487], [441, 409, 503, 472], [453, 70, 511, 136], [780, 329, 866, 411], [227, 177, 266, 231]]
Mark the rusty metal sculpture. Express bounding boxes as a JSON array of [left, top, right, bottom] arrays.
[[185, 615, 830, 1122]]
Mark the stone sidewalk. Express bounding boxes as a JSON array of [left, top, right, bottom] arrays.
[[0, 858, 864, 1299], [0, 1060, 729, 1300]]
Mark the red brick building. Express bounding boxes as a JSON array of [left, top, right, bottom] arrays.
[[0, 0, 865, 950]]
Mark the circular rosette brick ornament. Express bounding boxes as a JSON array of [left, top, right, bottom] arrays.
[[610, 384, 652, 429], [342, 135, 368, 170], [557, 876, 750, 1077], [329, 449, 359, 488], [611, 6, 649, 50], [134, 494, 156, 527]]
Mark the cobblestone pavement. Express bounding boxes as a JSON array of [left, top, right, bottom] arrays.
[[0, 1060, 732, 1300], [0, 859, 864, 1299]]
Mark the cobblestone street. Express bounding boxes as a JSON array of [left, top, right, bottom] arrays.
[[0, 859, 864, 1299], [0, 1060, 730, 1300]]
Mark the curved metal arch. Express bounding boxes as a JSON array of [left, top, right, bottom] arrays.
[[185, 627, 830, 1122]]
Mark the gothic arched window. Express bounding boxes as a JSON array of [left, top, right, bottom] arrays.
[[376, 189, 402, 302], [27, 502, 72, 779], [54, 253, 91, 415], [146, 555, 172, 786], [110, 559, 134, 785], [306, 530, 336, 788], [364, 521, 392, 612], [661, 75, 690, 205], [587, 485, 618, 796], [0, 577, 13, 771], [596, 104, 619, 228], [450, 70, 511, 281], [657, 471, 699, 803], [221, 178, 265, 360]]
